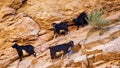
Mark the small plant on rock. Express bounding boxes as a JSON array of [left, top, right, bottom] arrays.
[[89, 9, 111, 30]]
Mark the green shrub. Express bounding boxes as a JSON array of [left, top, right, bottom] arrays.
[[89, 9, 111, 29]]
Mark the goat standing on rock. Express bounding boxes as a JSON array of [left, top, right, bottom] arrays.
[[12, 43, 36, 61], [52, 21, 69, 38], [49, 41, 74, 60], [73, 12, 89, 30]]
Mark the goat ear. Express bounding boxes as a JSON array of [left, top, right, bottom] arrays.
[[52, 23, 56, 26]]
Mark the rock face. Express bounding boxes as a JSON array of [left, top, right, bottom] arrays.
[[17, 0, 84, 28], [0, 6, 40, 45], [0, 0, 120, 68], [16, 0, 104, 28], [0, 0, 23, 9], [16, 0, 120, 29]]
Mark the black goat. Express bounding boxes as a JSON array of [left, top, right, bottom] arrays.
[[49, 41, 74, 59], [52, 21, 68, 38], [72, 12, 89, 30], [12, 43, 36, 61]]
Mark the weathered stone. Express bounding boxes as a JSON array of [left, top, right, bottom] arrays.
[[0, 0, 23, 9]]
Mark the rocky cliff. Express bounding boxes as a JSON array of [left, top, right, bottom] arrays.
[[0, 0, 120, 68]]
